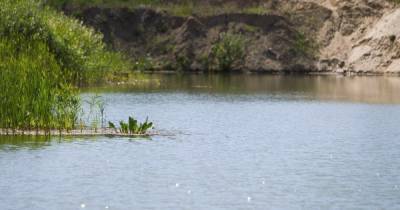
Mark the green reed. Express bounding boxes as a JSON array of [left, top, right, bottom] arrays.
[[0, 0, 130, 86], [0, 0, 131, 132], [85, 94, 107, 131], [0, 38, 79, 132]]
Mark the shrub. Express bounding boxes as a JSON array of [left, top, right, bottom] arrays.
[[0, 0, 130, 86], [210, 33, 245, 71]]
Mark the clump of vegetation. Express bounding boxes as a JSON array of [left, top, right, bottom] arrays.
[[0, 0, 130, 133], [292, 32, 319, 57], [210, 33, 246, 71], [0, 38, 80, 132], [109, 116, 153, 135], [81, 95, 154, 135], [1, 0, 130, 86]]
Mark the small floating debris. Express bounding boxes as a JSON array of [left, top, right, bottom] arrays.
[[175, 183, 180, 188], [80, 204, 86, 208]]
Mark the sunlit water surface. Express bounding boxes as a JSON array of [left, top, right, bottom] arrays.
[[1, 74, 400, 210]]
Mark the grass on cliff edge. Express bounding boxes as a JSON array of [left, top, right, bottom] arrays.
[[48, 0, 400, 16], [0, 0, 131, 132], [47, 0, 270, 16]]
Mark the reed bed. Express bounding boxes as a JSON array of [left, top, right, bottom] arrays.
[[0, 37, 80, 132], [0, 0, 132, 133], [0, 128, 157, 137]]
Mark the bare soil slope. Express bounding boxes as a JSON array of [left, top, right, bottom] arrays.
[[66, 0, 400, 73]]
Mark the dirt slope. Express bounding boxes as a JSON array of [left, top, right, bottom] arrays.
[[65, 0, 400, 73], [314, 0, 400, 74]]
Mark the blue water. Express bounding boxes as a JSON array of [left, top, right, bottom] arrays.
[[1, 74, 400, 210]]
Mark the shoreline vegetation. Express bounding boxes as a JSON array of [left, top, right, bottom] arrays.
[[0, 128, 156, 137], [0, 0, 153, 136], [1, 0, 399, 135]]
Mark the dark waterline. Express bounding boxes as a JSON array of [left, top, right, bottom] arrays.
[[1, 74, 400, 210]]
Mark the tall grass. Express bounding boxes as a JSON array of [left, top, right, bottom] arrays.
[[0, 38, 80, 132], [0, 0, 130, 132], [0, 0, 130, 86]]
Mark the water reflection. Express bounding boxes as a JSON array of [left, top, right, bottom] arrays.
[[86, 73, 400, 104], [0, 134, 153, 151], [1, 76, 400, 209], [0, 135, 52, 151]]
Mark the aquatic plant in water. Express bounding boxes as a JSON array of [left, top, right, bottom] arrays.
[[111, 116, 153, 135], [108, 121, 117, 131], [85, 94, 107, 131]]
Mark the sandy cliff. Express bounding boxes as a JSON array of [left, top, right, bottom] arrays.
[[65, 0, 400, 73], [312, 0, 400, 74]]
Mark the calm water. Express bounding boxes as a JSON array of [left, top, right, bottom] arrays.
[[1, 74, 400, 210]]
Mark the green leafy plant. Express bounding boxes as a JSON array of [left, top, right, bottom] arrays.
[[112, 116, 153, 135], [119, 121, 129, 134], [108, 121, 116, 129], [128, 117, 138, 134], [139, 117, 153, 134]]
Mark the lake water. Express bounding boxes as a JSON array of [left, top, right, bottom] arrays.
[[1, 74, 400, 210]]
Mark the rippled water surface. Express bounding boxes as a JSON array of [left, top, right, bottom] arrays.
[[1, 74, 400, 210]]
